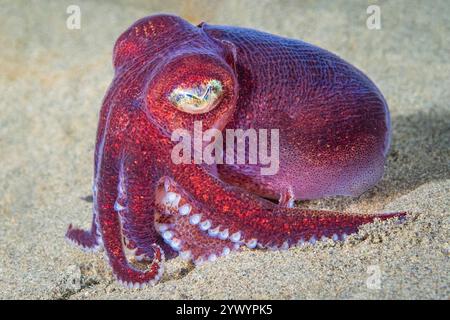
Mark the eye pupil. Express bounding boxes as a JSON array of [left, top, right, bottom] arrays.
[[169, 79, 223, 114]]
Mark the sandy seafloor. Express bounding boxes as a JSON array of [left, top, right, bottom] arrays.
[[0, 0, 449, 299]]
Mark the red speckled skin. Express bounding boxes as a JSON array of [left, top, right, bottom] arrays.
[[66, 14, 404, 287]]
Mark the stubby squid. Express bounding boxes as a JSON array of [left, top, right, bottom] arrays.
[[66, 14, 405, 288]]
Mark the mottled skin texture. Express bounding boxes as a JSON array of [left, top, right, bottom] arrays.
[[66, 15, 405, 288]]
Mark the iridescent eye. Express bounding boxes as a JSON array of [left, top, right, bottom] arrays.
[[169, 79, 223, 114]]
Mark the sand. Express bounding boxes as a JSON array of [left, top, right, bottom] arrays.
[[0, 0, 449, 299]]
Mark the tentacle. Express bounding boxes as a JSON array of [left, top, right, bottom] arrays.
[[278, 187, 295, 208], [67, 113, 165, 286], [115, 156, 177, 262], [86, 105, 166, 288], [66, 183, 103, 252], [95, 163, 165, 288], [172, 164, 406, 250], [243, 208, 405, 249], [65, 213, 102, 252], [154, 178, 239, 265]]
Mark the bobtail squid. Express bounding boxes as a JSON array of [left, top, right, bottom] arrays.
[[66, 14, 405, 288]]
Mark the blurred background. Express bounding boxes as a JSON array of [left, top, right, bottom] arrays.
[[0, 0, 449, 299]]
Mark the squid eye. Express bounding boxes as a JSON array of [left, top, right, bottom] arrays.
[[169, 79, 223, 114]]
